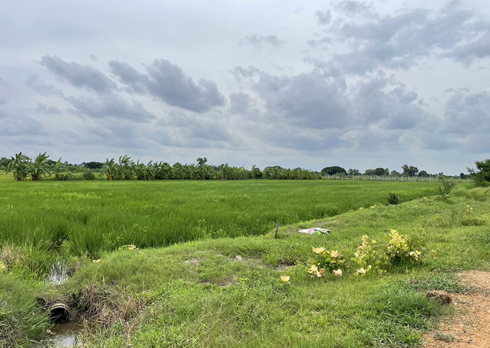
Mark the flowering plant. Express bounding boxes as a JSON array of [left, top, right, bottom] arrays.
[[307, 247, 345, 278]]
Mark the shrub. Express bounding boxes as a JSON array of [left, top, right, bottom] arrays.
[[82, 171, 96, 181], [387, 192, 399, 205], [307, 248, 345, 278], [438, 176, 455, 198]]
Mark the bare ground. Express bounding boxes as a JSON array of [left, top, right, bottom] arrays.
[[423, 271, 490, 347]]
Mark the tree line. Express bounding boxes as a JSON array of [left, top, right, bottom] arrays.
[[323, 165, 454, 178], [0, 153, 322, 181]]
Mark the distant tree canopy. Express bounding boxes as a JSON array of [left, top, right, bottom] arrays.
[[402, 165, 419, 177], [418, 170, 429, 177], [473, 159, 490, 186], [373, 168, 389, 176], [321, 166, 347, 175], [83, 162, 105, 170], [348, 169, 360, 175], [0, 157, 11, 169]]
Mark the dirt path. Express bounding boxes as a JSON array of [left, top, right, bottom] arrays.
[[424, 271, 490, 347]]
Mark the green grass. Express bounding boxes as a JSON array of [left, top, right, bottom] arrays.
[[2, 182, 489, 347], [0, 180, 437, 259]]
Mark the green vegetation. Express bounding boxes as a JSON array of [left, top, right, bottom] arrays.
[[473, 159, 490, 187], [1, 181, 490, 347], [0, 180, 436, 260]]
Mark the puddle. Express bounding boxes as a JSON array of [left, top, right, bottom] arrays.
[[50, 321, 83, 347], [47, 261, 69, 285]]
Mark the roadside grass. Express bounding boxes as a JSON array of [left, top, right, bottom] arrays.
[[0, 180, 437, 263]]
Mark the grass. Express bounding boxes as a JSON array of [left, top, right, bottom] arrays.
[[1, 182, 489, 347], [0, 180, 437, 260]]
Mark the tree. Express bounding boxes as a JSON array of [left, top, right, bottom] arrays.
[[348, 169, 360, 175], [473, 159, 490, 186], [321, 166, 347, 176], [83, 161, 105, 170], [390, 170, 401, 176], [402, 165, 419, 177], [0, 157, 12, 169], [418, 170, 429, 177], [29, 152, 50, 181], [6, 153, 29, 181], [373, 168, 389, 176]]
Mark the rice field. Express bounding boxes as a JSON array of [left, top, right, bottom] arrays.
[[0, 180, 438, 257]]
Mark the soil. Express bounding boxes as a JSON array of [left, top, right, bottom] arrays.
[[423, 271, 490, 347]]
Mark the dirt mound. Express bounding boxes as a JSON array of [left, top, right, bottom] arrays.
[[424, 271, 490, 347]]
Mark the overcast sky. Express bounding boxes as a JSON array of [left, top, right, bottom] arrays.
[[1, 0, 490, 174]]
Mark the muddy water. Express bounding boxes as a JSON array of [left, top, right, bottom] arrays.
[[50, 321, 83, 347]]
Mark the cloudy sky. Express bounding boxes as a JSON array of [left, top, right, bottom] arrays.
[[1, 0, 490, 174]]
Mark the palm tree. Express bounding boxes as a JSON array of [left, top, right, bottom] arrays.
[[6, 152, 29, 181]]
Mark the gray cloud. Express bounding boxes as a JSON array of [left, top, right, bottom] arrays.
[[253, 71, 350, 129], [334, 1, 374, 16], [442, 89, 490, 134], [315, 10, 332, 25], [240, 34, 286, 49], [109, 59, 225, 113], [229, 92, 251, 114], [240, 67, 425, 146], [40, 55, 117, 93], [310, 5, 490, 75], [66, 95, 155, 122], [90, 55, 97, 61], [25, 75, 64, 97], [0, 109, 46, 136], [151, 111, 236, 148], [37, 103, 62, 114]]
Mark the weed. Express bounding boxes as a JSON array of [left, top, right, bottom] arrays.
[[387, 192, 399, 205]]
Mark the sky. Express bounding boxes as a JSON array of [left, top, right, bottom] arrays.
[[1, 0, 490, 175]]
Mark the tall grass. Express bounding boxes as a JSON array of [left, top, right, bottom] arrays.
[[0, 180, 438, 257]]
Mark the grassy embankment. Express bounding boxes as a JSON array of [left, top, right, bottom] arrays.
[[2, 181, 490, 347]]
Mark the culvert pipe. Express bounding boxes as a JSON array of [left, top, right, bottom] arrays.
[[49, 303, 71, 323]]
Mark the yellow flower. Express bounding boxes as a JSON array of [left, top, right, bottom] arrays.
[[371, 206, 376, 209], [0, 261, 6, 272], [93, 259, 101, 263], [357, 268, 366, 275], [330, 250, 339, 258], [128, 245, 136, 250], [333, 269, 342, 276], [359, 207, 364, 210], [308, 265, 318, 273], [312, 247, 325, 254], [280, 275, 290, 283]]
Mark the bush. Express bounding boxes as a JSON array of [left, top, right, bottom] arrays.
[[438, 177, 455, 198], [82, 171, 96, 181], [387, 193, 399, 205], [473, 159, 490, 187]]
